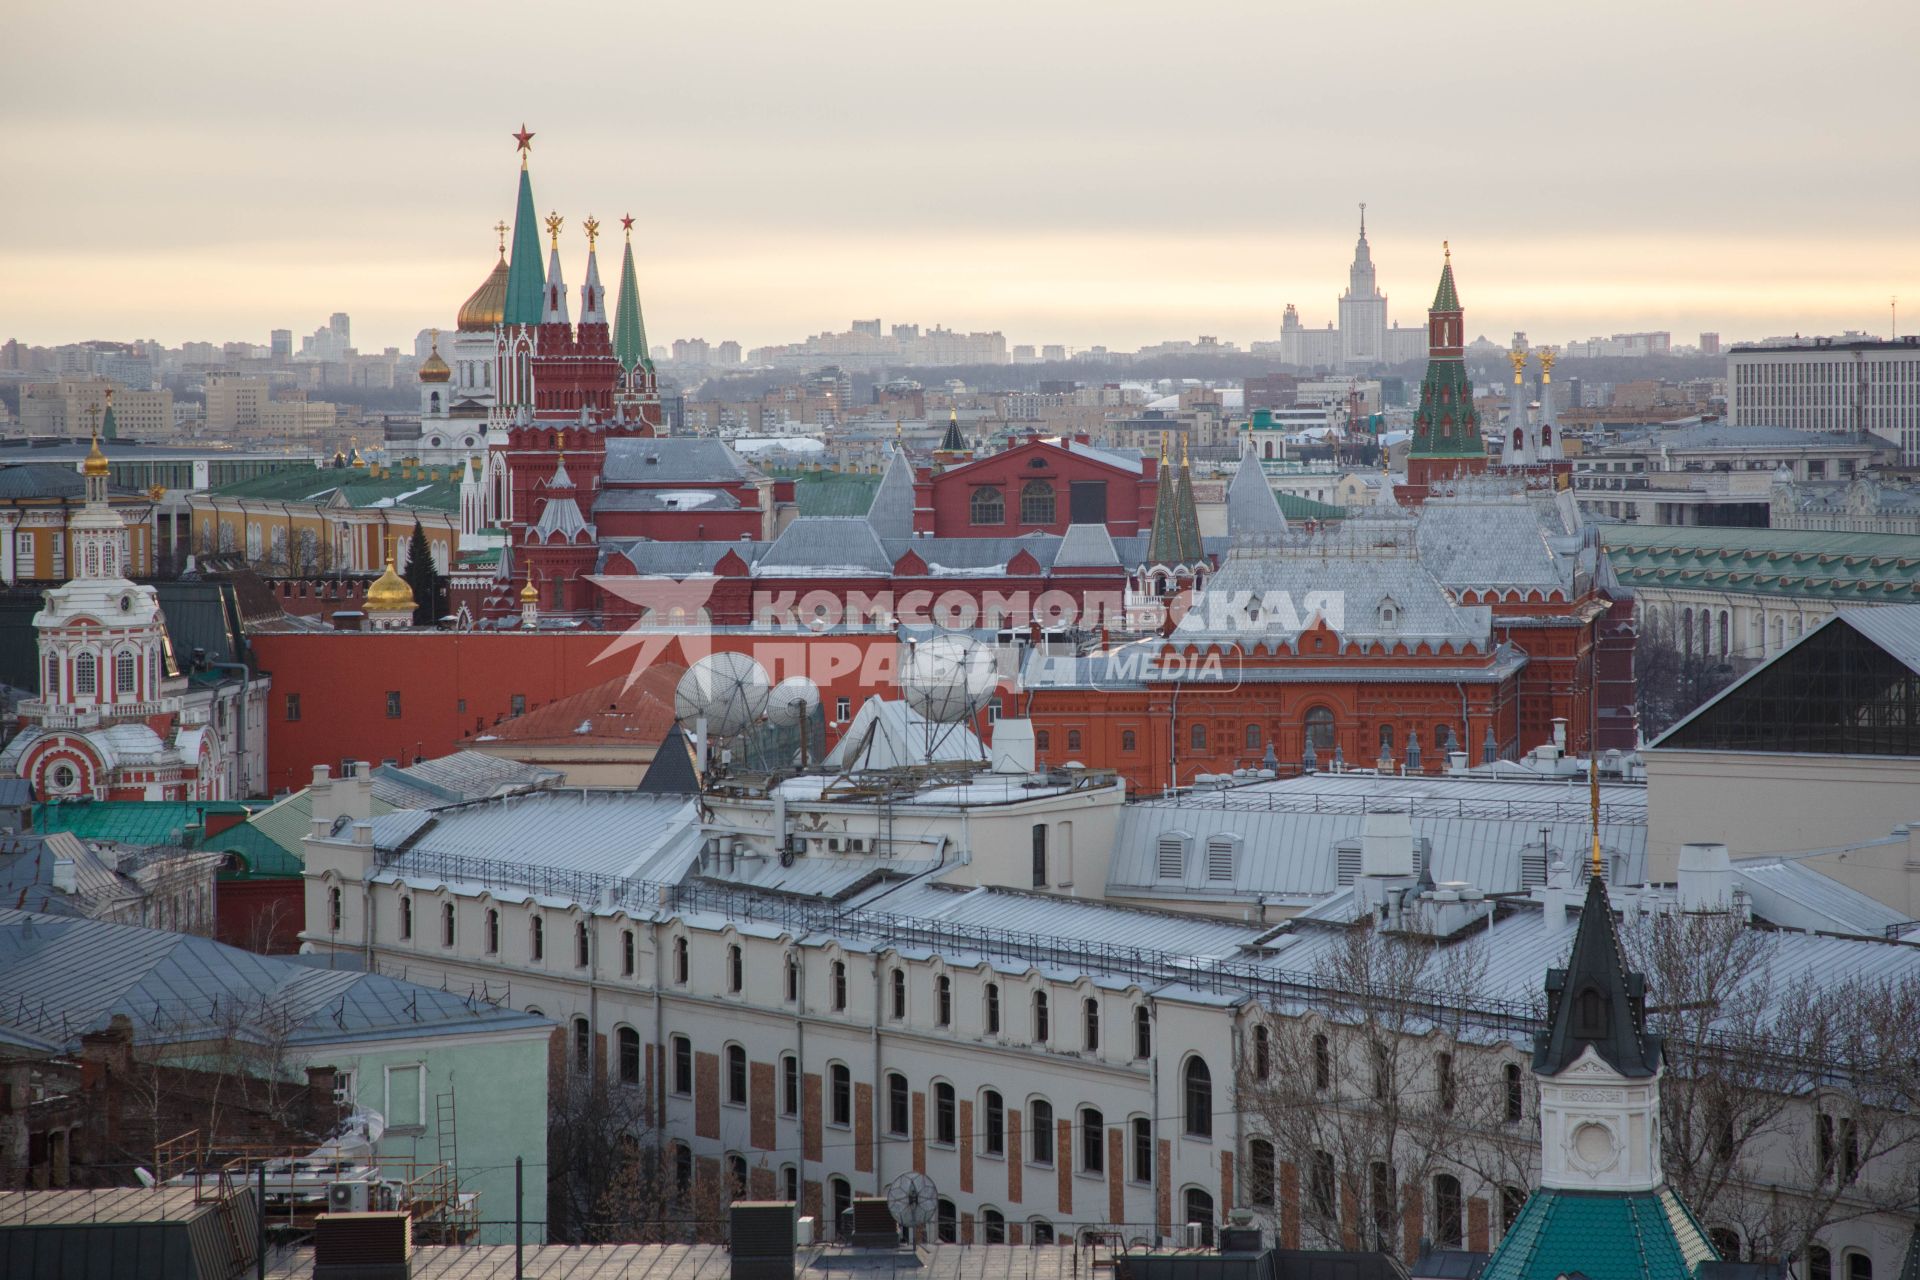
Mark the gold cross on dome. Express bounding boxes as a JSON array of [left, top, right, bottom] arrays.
[[494, 221, 509, 255]]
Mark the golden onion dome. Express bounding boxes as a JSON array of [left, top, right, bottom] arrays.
[[457, 255, 510, 331], [83, 433, 110, 478], [418, 333, 452, 384], [364, 554, 416, 614], [519, 572, 539, 604]]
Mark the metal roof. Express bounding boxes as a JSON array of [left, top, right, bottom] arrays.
[[370, 750, 564, 807], [865, 451, 917, 540], [260, 1241, 1099, 1280], [602, 438, 753, 484], [373, 790, 700, 882], [0, 909, 548, 1051], [1731, 856, 1915, 938]]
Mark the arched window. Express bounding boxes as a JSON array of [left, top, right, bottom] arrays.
[[1080, 1106, 1104, 1172], [1020, 480, 1054, 524], [1808, 1247, 1831, 1280], [1121, 730, 1136, 752], [1437, 1052, 1456, 1113], [1134, 1006, 1151, 1059], [484, 908, 499, 954], [1574, 985, 1608, 1037], [730, 944, 745, 992], [1184, 1057, 1212, 1138], [1379, 724, 1394, 756], [1844, 1254, 1871, 1280], [1310, 1150, 1337, 1222], [1245, 723, 1261, 749], [831, 959, 848, 1010], [1033, 991, 1050, 1043], [441, 901, 455, 946], [981, 1207, 1006, 1244], [674, 1143, 693, 1196], [571, 1017, 590, 1073], [936, 1198, 957, 1244], [1312, 1033, 1331, 1091], [1504, 1062, 1525, 1122], [829, 1063, 851, 1126], [671, 1035, 693, 1095], [1190, 722, 1207, 751], [726, 1044, 747, 1105], [1030, 1099, 1055, 1164], [673, 936, 688, 983], [935, 975, 952, 1026], [727, 1153, 748, 1200], [970, 486, 1004, 525], [1184, 1188, 1216, 1246], [44, 655, 58, 698], [530, 916, 544, 960], [618, 1027, 641, 1085], [1083, 998, 1100, 1051], [75, 652, 97, 697], [935, 1082, 956, 1144], [1304, 706, 1335, 752], [983, 1090, 1005, 1155], [1252, 1025, 1270, 1080], [1132, 1117, 1153, 1183], [85, 545, 99, 576], [115, 650, 136, 695], [886, 1072, 909, 1135], [890, 967, 906, 1018], [327, 886, 342, 931], [985, 982, 1001, 1034], [1248, 1138, 1276, 1206], [399, 896, 413, 939], [1500, 1185, 1526, 1233], [577, 921, 590, 967], [830, 1177, 852, 1239], [1031, 1220, 1056, 1246], [1035, 730, 1051, 752], [1433, 1174, 1464, 1249], [1066, 729, 1081, 752]]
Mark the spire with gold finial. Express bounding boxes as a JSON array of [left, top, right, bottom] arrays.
[[419, 329, 451, 384], [579, 217, 607, 327], [541, 212, 570, 326]]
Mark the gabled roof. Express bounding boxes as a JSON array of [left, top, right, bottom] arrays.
[[602, 438, 753, 484], [759, 517, 893, 575], [476, 670, 680, 748], [1479, 1187, 1717, 1280], [822, 698, 982, 771], [1533, 876, 1661, 1078], [1054, 523, 1122, 569]]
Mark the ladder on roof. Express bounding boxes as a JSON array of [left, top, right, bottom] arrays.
[[435, 1086, 459, 1184]]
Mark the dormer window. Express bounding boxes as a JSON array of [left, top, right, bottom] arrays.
[[1377, 596, 1400, 631], [1573, 985, 1608, 1038]]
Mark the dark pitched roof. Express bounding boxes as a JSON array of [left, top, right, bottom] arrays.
[[637, 724, 702, 795], [1533, 876, 1661, 1078]]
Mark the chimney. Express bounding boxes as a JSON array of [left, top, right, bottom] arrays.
[[51, 856, 76, 894], [1540, 859, 1574, 934], [1360, 808, 1415, 878], [991, 719, 1037, 775], [1676, 842, 1735, 914], [1551, 717, 1568, 752]]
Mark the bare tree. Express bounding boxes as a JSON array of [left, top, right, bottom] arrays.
[[1626, 910, 1920, 1261], [547, 1068, 660, 1243], [1240, 926, 1492, 1259]]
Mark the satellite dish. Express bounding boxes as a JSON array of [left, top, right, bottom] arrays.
[[886, 1170, 939, 1230], [674, 653, 771, 740], [766, 675, 822, 728], [900, 634, 996, 725]]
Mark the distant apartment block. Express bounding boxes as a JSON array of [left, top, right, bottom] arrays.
[[1727, 335, 1920, 465]]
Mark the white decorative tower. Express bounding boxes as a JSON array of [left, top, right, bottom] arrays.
[[419, 329, 452, 421], [1502, 345, 1535, 467], [1538, 349, 1563, 460], [1532, 872, 1665, 1193], [1338, 203, 1389, 368]]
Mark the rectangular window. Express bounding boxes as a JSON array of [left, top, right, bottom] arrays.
[[386, 690, 402, 718], [836, 696, 851, 721], [621, 930, 635, 976], [782, 1056, 799, 1116], [511, 694, 526, 716], [385, 1064, 424, 1129], [830, 1065, 852, 1127], [285, 693, 301, 721], [1132, 1118, 1152, 1183], [1031, 824, 1048, 888], [1030, 1101, 1054, 1165]]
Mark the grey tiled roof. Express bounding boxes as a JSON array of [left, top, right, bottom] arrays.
[[759, 518, 894, 574], [1227, 448, 1289, 546], [1415, 488, 1574, 590], [592, 488, 743, 512], [1053, 523, 1123, 568], [1172, 546, 1494, 650]]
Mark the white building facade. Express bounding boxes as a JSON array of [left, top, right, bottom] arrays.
[[1727, 336, 1920, 465]]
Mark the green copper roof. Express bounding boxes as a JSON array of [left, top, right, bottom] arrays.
[[101, 401, 118, 441], [1480, 1187, 1717, 1280], [202, 467, 461, 512], [1411, 359, 1483, 457], [1432, 256, 1461, 311], [612, 233, 651, 374], [33, 800, 257, 848], [1601, 527, 1920, 603], [501, 165, 546, 327]]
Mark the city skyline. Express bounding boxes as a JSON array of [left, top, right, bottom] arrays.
[[6, 0, 1917, 353]]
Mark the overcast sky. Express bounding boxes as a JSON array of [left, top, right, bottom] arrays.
[[6, 0, 1917, 353]]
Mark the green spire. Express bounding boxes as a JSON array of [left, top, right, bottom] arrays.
[[100, 394, 118, 441], [612, 218, 651, 374], [1146, 435, 1205, 567], [501, 162, 546, 327], [1432, 240, 1461, 311]]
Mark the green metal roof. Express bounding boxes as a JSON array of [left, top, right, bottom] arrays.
[[1480, 1187, 1718, 1280], [32, 800, 257, 848], [1277, 493, 1348, 521], [201, 466, 461, 512], [1432, 257, 1461, 311], [791, 470, 883, 517], [1602, 527, 1920, 603], [612, 232, 651, 374], [225, 788, 398, 879]]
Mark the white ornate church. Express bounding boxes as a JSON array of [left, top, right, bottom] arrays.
[[1, 430, 269, 801]]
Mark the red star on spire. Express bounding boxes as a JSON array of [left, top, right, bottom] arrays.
[[620, 214, 635, 235], [512, 124, 535, 154]]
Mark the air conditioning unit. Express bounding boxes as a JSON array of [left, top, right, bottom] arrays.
[[327, 1180, 371, 1213]]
